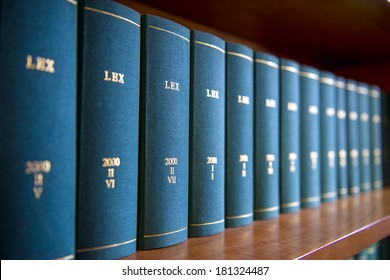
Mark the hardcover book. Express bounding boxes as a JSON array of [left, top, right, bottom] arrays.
[[347, 80, 361, 195], [370, 86, 383, 190], [189, 30, 226, 236], [0, 0, 77, 259], [280, 59, 301, 213], [300, 66, 321, 208], [138, 15, 190, 249], [357, 83, 371, 192], [76, 0, 140, 259], [383, 93, 390, 187], [336, 77, 349, 197], [320, 71, 337, 202], [225, 42, 254, 227], [254, 52, 280, 219]]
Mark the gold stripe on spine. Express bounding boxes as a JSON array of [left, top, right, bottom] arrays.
[[320, 77, 335, 85], [67, 0, 78, 5], [149, 26, 189, 42], [301, 196, 321, 203], [347, 83, 357, 91], [350, 186, 360, 194], [321, 191, 337, 199], [254, 206, 279, 213], [144, 227, 187, 238], [357, 86, 368, 95], [194, 41, 225, 53], [227, 51, 253, 62], [85, 7, 140, 27], [281, 201, 300, 208], [280, 65, 299, 73], [190, 219, 225, 227], [300, 71, 319, 80], [77, 238, 136, 253], [335, 80, 345, 88], [370, 89, 380, 98], [226, 213, 253, 220], [255, 59, 279, 69], [338, 188, 348, 195], [56, 254, 75, 260]]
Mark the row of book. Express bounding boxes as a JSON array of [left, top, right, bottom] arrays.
[[0, 0, 388, 260], [350, 236, 390, 260]]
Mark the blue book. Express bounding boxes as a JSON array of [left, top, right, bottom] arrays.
[[254, 52, 279, 219], [138, 15, 190, 249], [189, 31, 225, 236], [336, 77, 349, 197], [383, 93, 390, 187], [225, 43, 254, 227], [347, 80, 361, 195], [300, 66, 321, 208], [280, 59, 301, 213], [370, 86, 383, 190], [0, 0, 77, 259], [320, 72, 337, 202], [357, 83, 371, 192], [76, 0, 140, 259]]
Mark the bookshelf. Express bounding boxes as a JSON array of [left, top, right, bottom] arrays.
[[114, 0, 390, 260], [125, 188, 390, 260]]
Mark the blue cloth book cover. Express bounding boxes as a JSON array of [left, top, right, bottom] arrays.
[[280, 59, 301, 213], [320, 71, 337, 202], [383, 93, 390, 187], [300, 66, 321, 208], [225, 42, 254, 227], [347, 80, 361, 195], [336, 77, 349, 197], [189, 30, 226, 236], [254, 52, 279, 219], [138, 15, 190, 249], [76, 0, 140, 259], [0, 0, 77, 259], [370, 86, 383, 190], [357, 83, 371, 192]]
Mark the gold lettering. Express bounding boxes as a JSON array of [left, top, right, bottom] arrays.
[[288, 153, 297, 172], [33, 186, 44, 200], [266, 154, 275, 175], [165, 80, 180, 91], [106, 179, 116, 188], [26, 55, 55, 73], [104, 70, 111, 81], [25, 160, 51, 199], [310, 152, 318, 170], [167, 176, 177, 184], [239, 154, 248, 177], [238, 95, 250, 105], [104, 71, 125, 84], [206, 89, 220, 99], [108, 168, 115, 178]]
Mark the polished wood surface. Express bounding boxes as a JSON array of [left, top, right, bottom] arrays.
[[123, 188, 390, 260], [119, 0, 390, 92]]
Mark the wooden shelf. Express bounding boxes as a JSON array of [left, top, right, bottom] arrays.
[[124, 188, 390, 260]]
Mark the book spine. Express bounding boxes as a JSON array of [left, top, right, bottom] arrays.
[[300, 66, 321, 208], [383, 92, 390, 187], [357, 83, 371, 192], [370, 86, 383, 190], [280, 59, 301, 213], [225, 43, 254, 227], [254, 52, 279, 219], [336, 77, 349, 197], [347, 80, 361, 195], [76, 0, 140, 259], [138, 15, 190, 249], [0, 0, 77, 259], [189, 31, 226, 236], [320, 72, 337, 202]]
